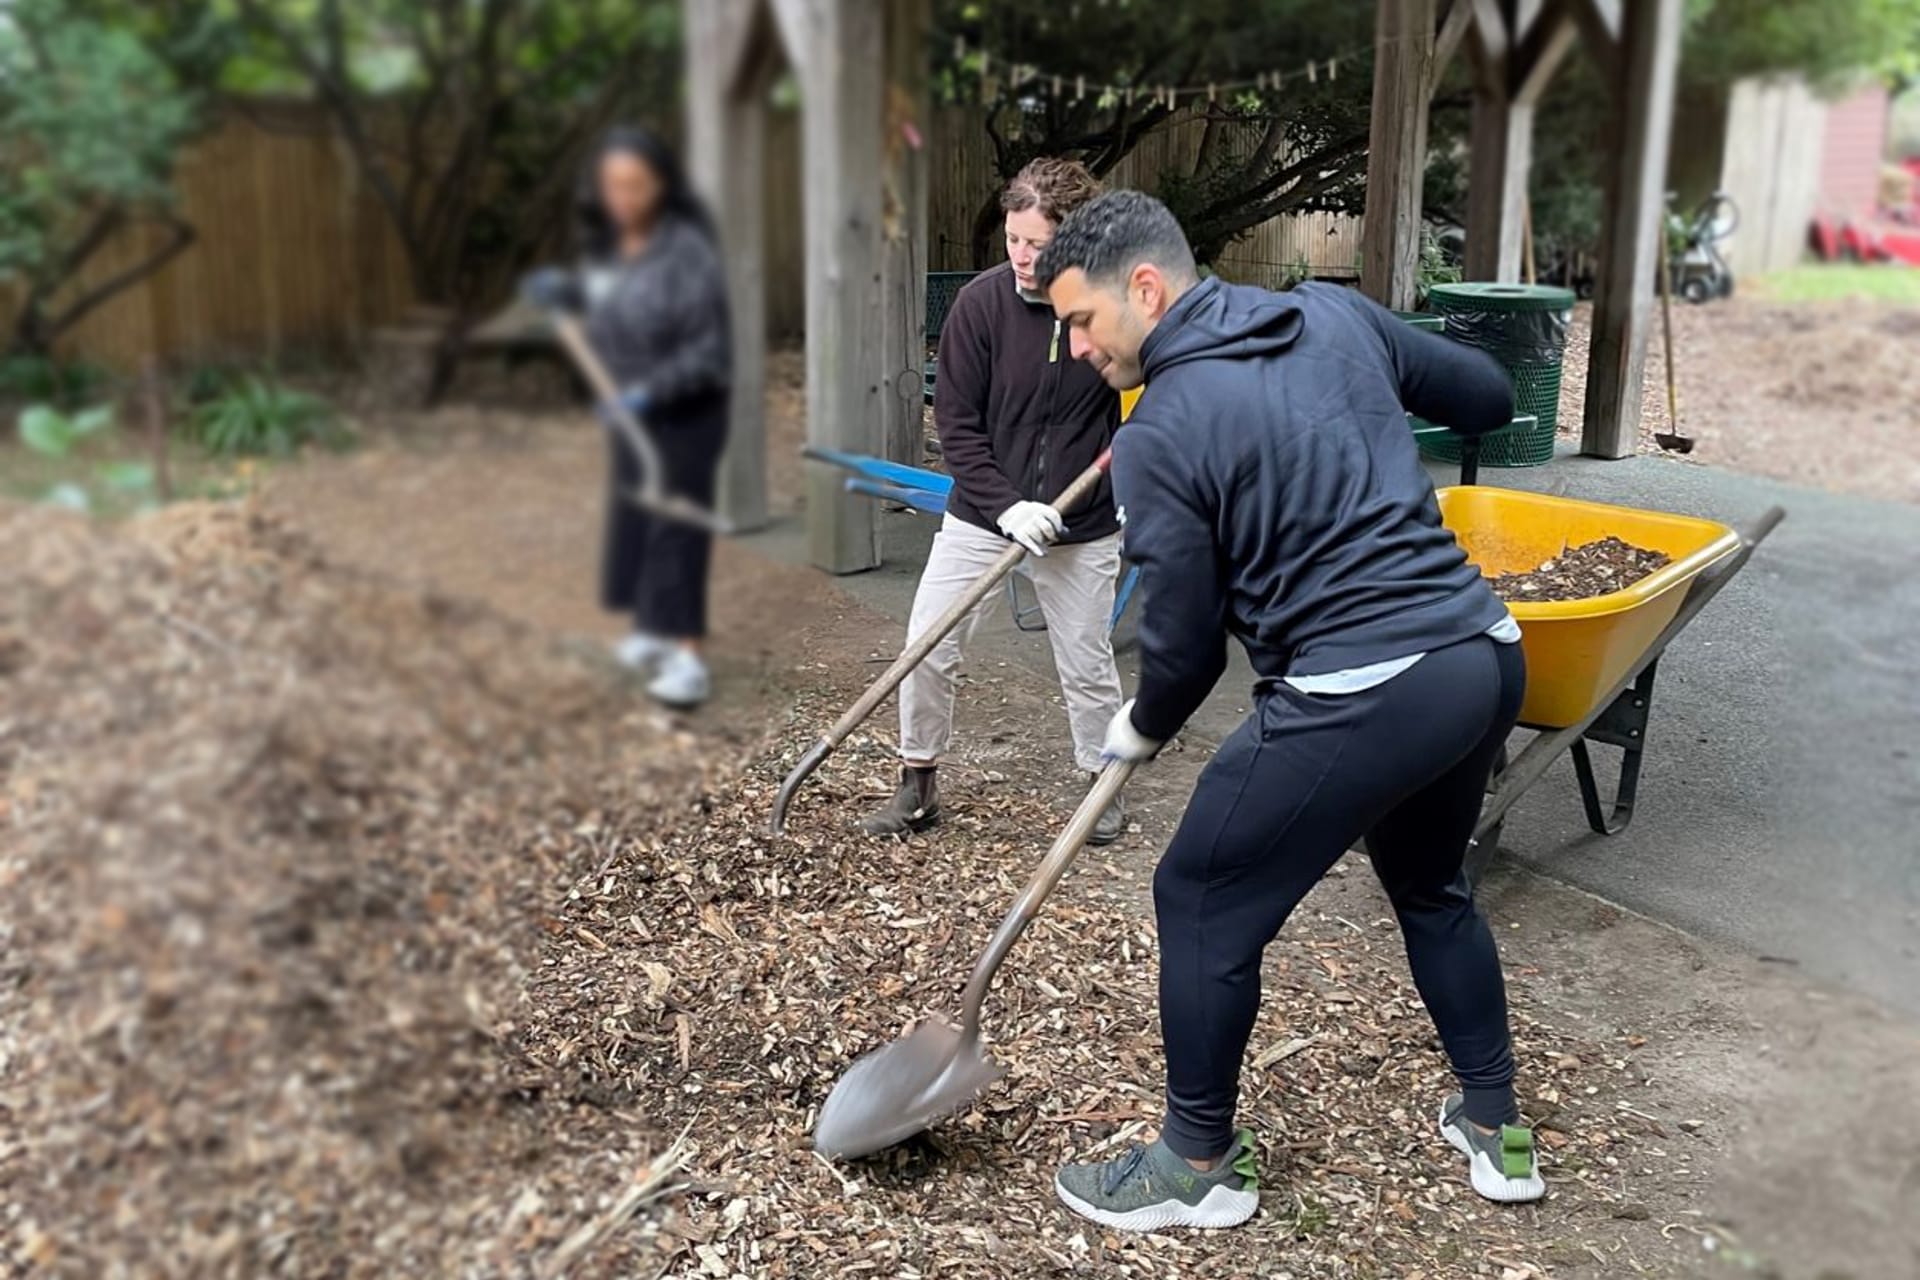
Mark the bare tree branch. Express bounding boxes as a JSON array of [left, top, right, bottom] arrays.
[[233, 0, 421, 273], [41, 218, 197, 344]]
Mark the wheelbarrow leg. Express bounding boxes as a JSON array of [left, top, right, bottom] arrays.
[[1006, 569, 1047, 632], [1570, 662, 1659, 835]]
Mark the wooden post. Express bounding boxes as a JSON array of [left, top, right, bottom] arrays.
[[685, 0, 773, 532], [800, 0, 887, 572], [879, 0, 930, 465], [1361, 0, 1437, 310], [1463, 1, 1531, 282], [1582, 0, 1682, 457], [142, 356, 171, 503]]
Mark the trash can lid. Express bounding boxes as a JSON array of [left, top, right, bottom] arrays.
[[1427, 281, 1576, 312]]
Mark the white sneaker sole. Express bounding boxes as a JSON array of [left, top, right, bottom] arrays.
[[1438, 1103, 1548, 1204], [1054, 1177, 1258, 1232]]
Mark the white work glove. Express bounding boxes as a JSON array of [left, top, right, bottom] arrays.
[[996, 500, 1066, 557], [1102, 698, 1163, 763]]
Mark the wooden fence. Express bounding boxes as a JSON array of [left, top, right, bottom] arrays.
[[15, 99, 1362, 367], [0, 101, 415, 370]]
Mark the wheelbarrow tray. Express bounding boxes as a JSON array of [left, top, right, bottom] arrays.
[[1437, 487, 1740, 729]]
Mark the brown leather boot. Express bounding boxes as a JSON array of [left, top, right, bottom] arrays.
[[1087, 772, 1127, 846], [860, 765, 941, 835]]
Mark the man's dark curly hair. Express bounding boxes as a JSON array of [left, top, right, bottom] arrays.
[[1035, 189, 1198, 292]]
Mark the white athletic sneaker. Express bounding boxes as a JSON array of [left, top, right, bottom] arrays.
[[1438, 1093, 1547, 1203], [613, 631, 675, 671], [646, 648, 710, 709]]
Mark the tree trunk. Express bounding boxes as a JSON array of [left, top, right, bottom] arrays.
[[969, 188, 1004, 270]]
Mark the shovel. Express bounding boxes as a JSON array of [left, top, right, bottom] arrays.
[[1652, 254, 1695, 454], [544, 310, 737, 535], [768, 448, 1115, 834], [813, 759, 1137, 1159]]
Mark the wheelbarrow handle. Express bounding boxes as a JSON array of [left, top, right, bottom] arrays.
[[957, 758, 1136, 1034], [549, 312, 735, 536], [768, 449, 1114, 833]]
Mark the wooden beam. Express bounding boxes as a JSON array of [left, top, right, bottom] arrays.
[[1582, 0, 1683, 458], [1510, 0, 1578, 105], [1362, 0, 1438, 310], [1469, 0, 1509, 55], [878, 0, 929, 465], [685, 0, 772, 532], [1459, 0, 1505, 97], [1433, 0, 1476, 88], [803, 0, 886, 571], [767, 0, 811, 77], [1569, 0, 1622, 84]]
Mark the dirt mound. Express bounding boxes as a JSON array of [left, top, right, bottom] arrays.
[[0, 501, 718, 1278]]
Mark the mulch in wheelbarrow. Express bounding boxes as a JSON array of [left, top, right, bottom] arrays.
[[1490, 537, 1671, 603]]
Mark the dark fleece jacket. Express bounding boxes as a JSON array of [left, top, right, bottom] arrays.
[[934, 262, 1121, 543], [1112, 279, 1515, 742]]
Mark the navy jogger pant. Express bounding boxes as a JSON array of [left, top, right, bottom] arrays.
[[1154, 634, 1527, 1160]]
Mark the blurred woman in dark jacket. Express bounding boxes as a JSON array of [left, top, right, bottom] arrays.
[[575, 126, 731, 708]]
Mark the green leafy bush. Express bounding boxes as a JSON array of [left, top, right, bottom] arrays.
[[17, 402, 114, 457], [1416, 227, 1463, 304], [13, 401, 156, 513], [188, 375, 345, 457], [0, 355, 106, 408]]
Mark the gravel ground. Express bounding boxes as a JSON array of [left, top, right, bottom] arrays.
[[1552, 298, 1920, 504]]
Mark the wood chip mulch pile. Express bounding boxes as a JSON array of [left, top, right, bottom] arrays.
[[1489, 538, 1672, 604], [0, 501, 722, 1278], [3, 502, 1677, 1278]]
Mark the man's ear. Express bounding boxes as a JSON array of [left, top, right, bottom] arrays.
[[1130, 262, 1165, 319]]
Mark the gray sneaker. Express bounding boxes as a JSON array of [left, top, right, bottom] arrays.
[[1055, 1130, 1260, 1232], [1086, 773, 1126, 846], [860, 766, 940, 835], [1438, 1093, 1546, 1203]]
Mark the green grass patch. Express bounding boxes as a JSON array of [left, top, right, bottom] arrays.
[[1749, 263, 1920, 305]]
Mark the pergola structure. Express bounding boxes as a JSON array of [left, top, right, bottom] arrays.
[[688, 0, 1679, 573], [1361, 0, 1682, 458], [684, 0, 929, 572]]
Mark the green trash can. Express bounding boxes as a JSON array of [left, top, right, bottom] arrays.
[[1416, 282, 1574, 468], [1393, 309, 1447, 334]]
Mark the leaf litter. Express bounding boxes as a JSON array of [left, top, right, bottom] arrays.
[[2, 499, 1679, 1278]]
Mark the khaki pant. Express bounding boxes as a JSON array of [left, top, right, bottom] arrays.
[[899, 513, 1123, 773]]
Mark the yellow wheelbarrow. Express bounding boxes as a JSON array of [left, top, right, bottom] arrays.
[[1435, 486, 1785, 877]]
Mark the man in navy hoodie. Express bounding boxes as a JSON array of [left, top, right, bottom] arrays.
[[1034, 190, 1544, 1232]]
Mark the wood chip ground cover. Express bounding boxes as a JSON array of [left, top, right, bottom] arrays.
[[534, 711, 1675, 1279], [4, 502, 1682, 1278], [1489, 538, 1672, 604]]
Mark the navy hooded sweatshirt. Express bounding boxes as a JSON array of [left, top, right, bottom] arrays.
[[1112, 278, 1516, 743]]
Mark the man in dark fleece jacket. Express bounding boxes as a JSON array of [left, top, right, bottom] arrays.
[[1034, 190, 1544, 1233]]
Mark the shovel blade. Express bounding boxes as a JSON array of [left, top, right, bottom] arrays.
[[813, 1021, 1003, 1159]]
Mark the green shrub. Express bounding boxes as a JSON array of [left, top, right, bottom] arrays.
[[0, 355, 106, 408], [188, 374, 345, 457], [14, 401, 155, 513], [17, 402, 114, 457]]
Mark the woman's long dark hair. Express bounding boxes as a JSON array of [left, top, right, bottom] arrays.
[[574, 126, 717, 260]]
